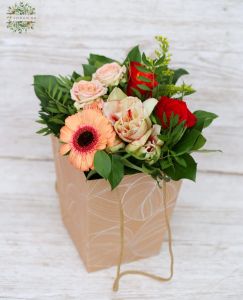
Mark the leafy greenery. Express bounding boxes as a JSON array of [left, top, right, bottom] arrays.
[[94, 150, 111, 179], [34, 75, 77, 137], [153, 83, 195, 99], [152, 108, 217, 183], [171, 68, 189, 84], [123, 45, 141, 65], [108, 155, 124, 189], [193, 110, 218, 128], [163, 153, 197, 181], [129, 36, 195, 100], [173, 127, 203, 155]]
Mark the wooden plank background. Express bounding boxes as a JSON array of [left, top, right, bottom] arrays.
[[0, 0, 242, 299]]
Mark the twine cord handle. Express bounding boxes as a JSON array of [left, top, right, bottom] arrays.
[[113, 180, 174, 292]]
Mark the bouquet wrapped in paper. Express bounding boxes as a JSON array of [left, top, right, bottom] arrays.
[[34, 36, 217, 291]]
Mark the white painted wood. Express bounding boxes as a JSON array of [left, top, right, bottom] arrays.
[[0, 0, 242, 298]]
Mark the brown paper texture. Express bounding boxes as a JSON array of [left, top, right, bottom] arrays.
[[51, 137, 181, 272]]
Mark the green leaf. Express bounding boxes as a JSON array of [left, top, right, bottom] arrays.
[[68, 105, 76, 115], [136, 65, 151, 73], [164, 153, 197, 181], [137, 84, 151, 91], [192, 134, 206, 151], [123, 45, 141, 64], [88, 53, 115, 65], [158, 134, 169, 142], [94, 150, 111, 180], [194, 110, 218, 128], [142, 52, 152, 66], [47, 106, 59, 113], [108, 155, 124, 189], [137, 75, 152, 83], [170, 114, 179, 128], [86, 169, 97, 180], [173, 128, 202, 155], [57, 90, 63, 101], [34, 75, 57, 103], [71, 71, 81, 81], [169, 121, 186, 146], [49, 117, 65, 125], [172, 68, 189, 84], [36, 119, 46, 124], [82, 64, 97, 77], [36, 127, 48, 134], [56, 103, 68, 114], [160, 159, 173, 170], [154, 55, 165, 66], [131, 87, 142, 98], [173, 155, 187, 167]]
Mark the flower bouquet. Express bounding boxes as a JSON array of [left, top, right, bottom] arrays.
[[34, 36, 217, 291]]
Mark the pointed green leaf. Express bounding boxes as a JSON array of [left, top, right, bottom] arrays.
[[155, 55, 165, 66], [88, 53, 115, 65], [123, 45, 141, 64], [192, 134, 206, 150], [173, 128, 202, 155], [131, 87, 142, 98], [137, 84, 151, 91], [94, 150, 111, 180], [142, 52, 152, 66], [108, 155, 124, 189], [172, 68, 189, 84], [36, 127, 48, 134], [164, 153, 197, 181], [82, 64, 97, 77], [160, 159, 174, 170], [136, 65, 151, 73], [173, 155, 187, 167], [194, 110, 218, 128]]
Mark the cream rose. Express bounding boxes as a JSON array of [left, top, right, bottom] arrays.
[[92, 62, 126, 87], [70, 80, 107, 109]]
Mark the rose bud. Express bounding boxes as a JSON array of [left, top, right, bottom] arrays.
[[92, 62, 126, 87], [127, 62, 158, 96]]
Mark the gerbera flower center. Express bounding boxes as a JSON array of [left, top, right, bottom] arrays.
[[73, 125, 99, 153], [78, 131, 94, 147]]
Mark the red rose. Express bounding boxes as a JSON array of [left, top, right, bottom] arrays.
[[155, 96, 197, 128], [127, 61, 158, 96]]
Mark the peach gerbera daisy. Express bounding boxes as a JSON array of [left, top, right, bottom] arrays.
[[59, 109, 115, 171]]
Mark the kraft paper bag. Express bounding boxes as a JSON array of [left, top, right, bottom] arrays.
[[52, 137, 181, 272]]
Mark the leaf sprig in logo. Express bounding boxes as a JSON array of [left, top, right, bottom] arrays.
[[7, 1, 36, 33]]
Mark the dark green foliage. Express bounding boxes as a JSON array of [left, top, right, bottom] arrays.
[[163, 153, 197, 181], [123, 45, 141, 65], [34, 75, 77, 137], [171, 68, 189, 84], [94, 150, 111, 179], [193, 110, 218, 128], [108, 155, 124, 189]]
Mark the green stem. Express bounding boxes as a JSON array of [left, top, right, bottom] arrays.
[[122, 153, 132, 159], [122, 158, 144, 173]]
